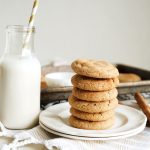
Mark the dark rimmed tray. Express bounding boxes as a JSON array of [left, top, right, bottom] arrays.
[[41, 64, 150, 105], [116, 64, 150, 94]]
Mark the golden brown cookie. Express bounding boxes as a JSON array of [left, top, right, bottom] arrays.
[[72, 87, 118, 101], [119, 73, 141, 83], [71, 74, 119, 91], [70, 107, 115, 121], [69, 115, 115, 130], [68, 95, 118, 113], [71, 59, 119, 78]]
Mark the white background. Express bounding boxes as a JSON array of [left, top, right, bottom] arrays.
[[0, 0, 150, 69]]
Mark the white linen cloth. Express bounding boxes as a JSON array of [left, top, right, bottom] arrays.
[[0, 100, 150, 150]]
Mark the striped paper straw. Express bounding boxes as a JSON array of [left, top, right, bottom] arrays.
[[22, 0, 39, 55], [28, 0, 39, 28]]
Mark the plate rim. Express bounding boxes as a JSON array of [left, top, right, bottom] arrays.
[[39, 121, 145, 141]]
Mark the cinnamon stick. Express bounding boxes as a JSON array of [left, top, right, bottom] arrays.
[[135, 92, 150, 122]]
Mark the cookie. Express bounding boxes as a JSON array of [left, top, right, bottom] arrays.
[[72, 87, 118, 101], [68, 95, 118, 113], [69, 115, 115, 130], [71, 59, 119, 78], [71, 74, 119, 91], [119, 73, 141, 83], [70, 107, 115, 121]]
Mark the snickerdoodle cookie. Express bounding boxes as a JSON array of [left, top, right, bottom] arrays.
[[70, 107, 114, 121], [119, 73, 141, 83], [71, 74, 119, 91], [71, 59, 119, 78], [72, 87, 118, 101], [69, 115, 115, 130], [68, 95, 118, 113]]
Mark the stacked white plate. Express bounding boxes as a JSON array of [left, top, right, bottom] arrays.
[[39, 103, 147, 140]]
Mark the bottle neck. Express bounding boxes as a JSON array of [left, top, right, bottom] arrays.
[[5, 25, 35, 55]]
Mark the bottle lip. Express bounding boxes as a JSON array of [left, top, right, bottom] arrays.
[[6, 25, 35, 33]]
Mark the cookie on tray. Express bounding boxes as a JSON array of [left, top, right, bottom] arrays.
[[71, 59, 119, 78], [72, 87, 118, 101], [68, 95, 118, 113], [69, 115, 115, 130], [71, 74, 119, 91], [70, 107, 115, 121], [119, 73, 141, 83]]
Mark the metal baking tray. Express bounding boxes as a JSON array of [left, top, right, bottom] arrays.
[[116, 64, 150, 94], [41, 64, 150, 105]]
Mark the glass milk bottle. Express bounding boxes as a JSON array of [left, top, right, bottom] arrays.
[[0, 25, 41, 129]]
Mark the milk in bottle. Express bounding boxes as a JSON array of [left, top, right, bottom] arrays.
[[0, 25, 41, 129]]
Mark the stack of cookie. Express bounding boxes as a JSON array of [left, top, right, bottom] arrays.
[[68, 59, 119, 130]]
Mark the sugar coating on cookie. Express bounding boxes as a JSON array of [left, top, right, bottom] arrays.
[[72, 87, 118, 101], [71, 74, 119, 91], [69, 115, 115, 130], [68, 95, 118, 113], [70, 107, 115, 121], [119, 73, 141, 83], [71, 59, 119, 78]]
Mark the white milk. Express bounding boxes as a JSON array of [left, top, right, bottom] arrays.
[[0, 54, 41, 129]]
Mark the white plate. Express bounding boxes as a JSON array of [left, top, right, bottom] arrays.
[[39, 121, 145, 140], [45, 72, 75, 87], [39, 103, 147, 138]]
